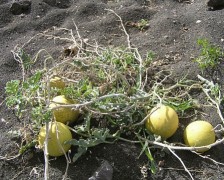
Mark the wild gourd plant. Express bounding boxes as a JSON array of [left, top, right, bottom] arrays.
[[4, 12, 224, 179], [194, 38, 224, 76]]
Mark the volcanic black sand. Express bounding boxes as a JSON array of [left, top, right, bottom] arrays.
[[1, 0, 224, 179]]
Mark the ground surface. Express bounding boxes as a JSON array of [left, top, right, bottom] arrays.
[[1, 0, 224, 179]]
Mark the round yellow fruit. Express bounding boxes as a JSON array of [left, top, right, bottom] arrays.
[[38, 121, 72, 157], [184, 120, 215, 152], [50, 77, 65, 89], [50, 95, 79, 124], [145, 104, 179, 139]]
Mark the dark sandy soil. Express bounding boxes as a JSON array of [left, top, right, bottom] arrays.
[[1, 0, 224, 179]]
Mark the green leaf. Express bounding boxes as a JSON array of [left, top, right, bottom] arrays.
[[138, 140, 148, 159], [23, 71, 42, 91], [72, 146, 88, 162], [5, 80, 20, 95], [194, 38, 224, 71], [92, 128, 110, 141], [166, 100, 194, 112], [19, 49, 33, 70], [19, 140, 36, 154], [144, 147, 157, 174], [68, 135, 110, 148], [138, 136, 157, 174]]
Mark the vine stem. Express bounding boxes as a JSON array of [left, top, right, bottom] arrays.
[[132, 106, 160, 127], [105, 9, 131, 49], [197, 74, 224, 124], [105, 9, 144, 90], [168, 147, 194, 180], [43, 73, 51, 180], [44, 122, 49, 180], [138, 136, 224, 151], [50, 93, 130, 111], [55, 122, 71, 180]]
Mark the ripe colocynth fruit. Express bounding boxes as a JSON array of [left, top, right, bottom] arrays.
[[50, 77, 65, 89], [184, 120, 215, 152], [38, 121, 72, 157], [50, 95, 79, 124], [145, 104, 179, 139]]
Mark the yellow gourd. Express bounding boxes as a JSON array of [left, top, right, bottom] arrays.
[[38, 122, 72, 157], [184, 120, 215, 152], [50, 95, 79, 124], [145, 104, 179, 139]]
